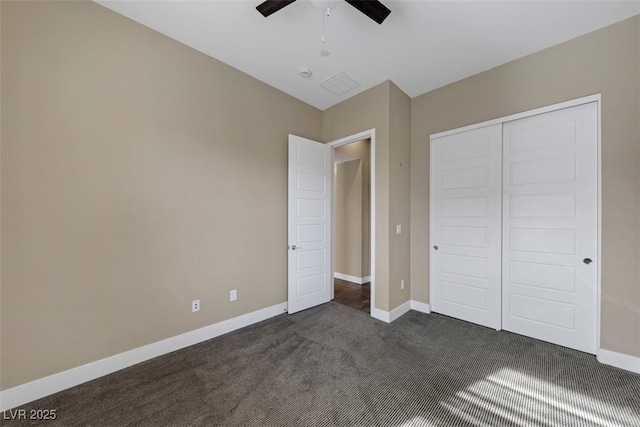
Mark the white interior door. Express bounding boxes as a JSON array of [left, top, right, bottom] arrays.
[[430, 124, 503, 330], [288, 135, 332, 314], [502, 102, 598, 354]]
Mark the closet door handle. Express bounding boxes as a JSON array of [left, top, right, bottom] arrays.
[[433, 245, 439, 251], [583, 258, 593, 265]]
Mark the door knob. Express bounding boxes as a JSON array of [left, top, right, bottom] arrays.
[[291, 245, 302, 251], [433, 245, 439, 251], [583, 258, 593, 265]]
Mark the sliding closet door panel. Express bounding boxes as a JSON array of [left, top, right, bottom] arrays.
[[430, 124, 502, 330], [502, 102, 597, 354]]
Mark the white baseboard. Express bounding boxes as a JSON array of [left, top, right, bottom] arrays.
[[334, 272, 370, 285], [0, 302, 287, 411], [410, 300, 431, 314], [389, 300, 412, 322], [598, 348, 640, 374], [370, 300, 428, 323], [370, 307, 390, 323]]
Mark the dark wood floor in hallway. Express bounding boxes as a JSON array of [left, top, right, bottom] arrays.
[[333, 278, 370, 313]]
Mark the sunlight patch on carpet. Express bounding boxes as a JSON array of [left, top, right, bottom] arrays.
[[438, 368, 637, 426]]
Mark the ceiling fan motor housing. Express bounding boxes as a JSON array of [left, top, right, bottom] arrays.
[[311, 0, 341, 12], [256, 0, 391, 25]]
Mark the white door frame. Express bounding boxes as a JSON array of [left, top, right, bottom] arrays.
[[328, 129, 377, 319], [429, 94, 602, 354]]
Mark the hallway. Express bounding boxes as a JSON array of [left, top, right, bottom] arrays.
[[333, 278, 370, 313]]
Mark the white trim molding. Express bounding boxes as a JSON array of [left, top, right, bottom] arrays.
[[598, 348, 640, 374], [410, 300, 431, 314], [389, 301, 412, 322], [328, 128, 376, 322], [334, 272, 371, 285], [371, 300, 430, 323], [430, 94, 602, 140], [371, 307, 390, 323], [0, 303, 287, 412]]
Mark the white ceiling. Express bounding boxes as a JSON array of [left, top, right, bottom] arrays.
[[95, 0, 639, 110]]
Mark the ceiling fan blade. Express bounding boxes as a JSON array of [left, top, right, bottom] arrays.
[[345, 0, 391, 24], [256, 0, 297, 17]]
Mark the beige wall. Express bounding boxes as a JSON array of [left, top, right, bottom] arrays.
[[0, 1, 322, 389], [334, 139, 371, 279], [334, 158, 363, 278], [388, 83, 411, 309], [322, 81, 411, 311], [410, 16, 640, 357], [323, 83, 391, 310]]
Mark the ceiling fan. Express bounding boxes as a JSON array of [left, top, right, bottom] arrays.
[[256, 0, 391, 25]]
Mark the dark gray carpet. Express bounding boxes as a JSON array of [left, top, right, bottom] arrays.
[[3, 302, 640, 426]]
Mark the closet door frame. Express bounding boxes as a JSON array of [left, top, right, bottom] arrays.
[[429, 94, 601, 353]]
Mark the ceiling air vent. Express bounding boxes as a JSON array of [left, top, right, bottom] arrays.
[[319, 71, 361, 97]]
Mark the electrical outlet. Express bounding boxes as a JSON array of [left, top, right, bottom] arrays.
[[230, 289, 237, 301], [401, 280, 405, 290], [192, 299, 200, 312]]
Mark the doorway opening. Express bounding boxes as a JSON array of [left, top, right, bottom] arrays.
[[332, 138, 371, 313], [329, 130, 375, 316], [286, 129, 376, 317]]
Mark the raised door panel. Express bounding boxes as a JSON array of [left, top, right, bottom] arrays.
[[502, 102, 598, 354], [288, 136, 332, 314], [430, 124, 502, 330]]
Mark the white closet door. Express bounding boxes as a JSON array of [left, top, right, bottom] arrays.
[[430, 124, 502, 330], [502, 102, 598, 354]]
